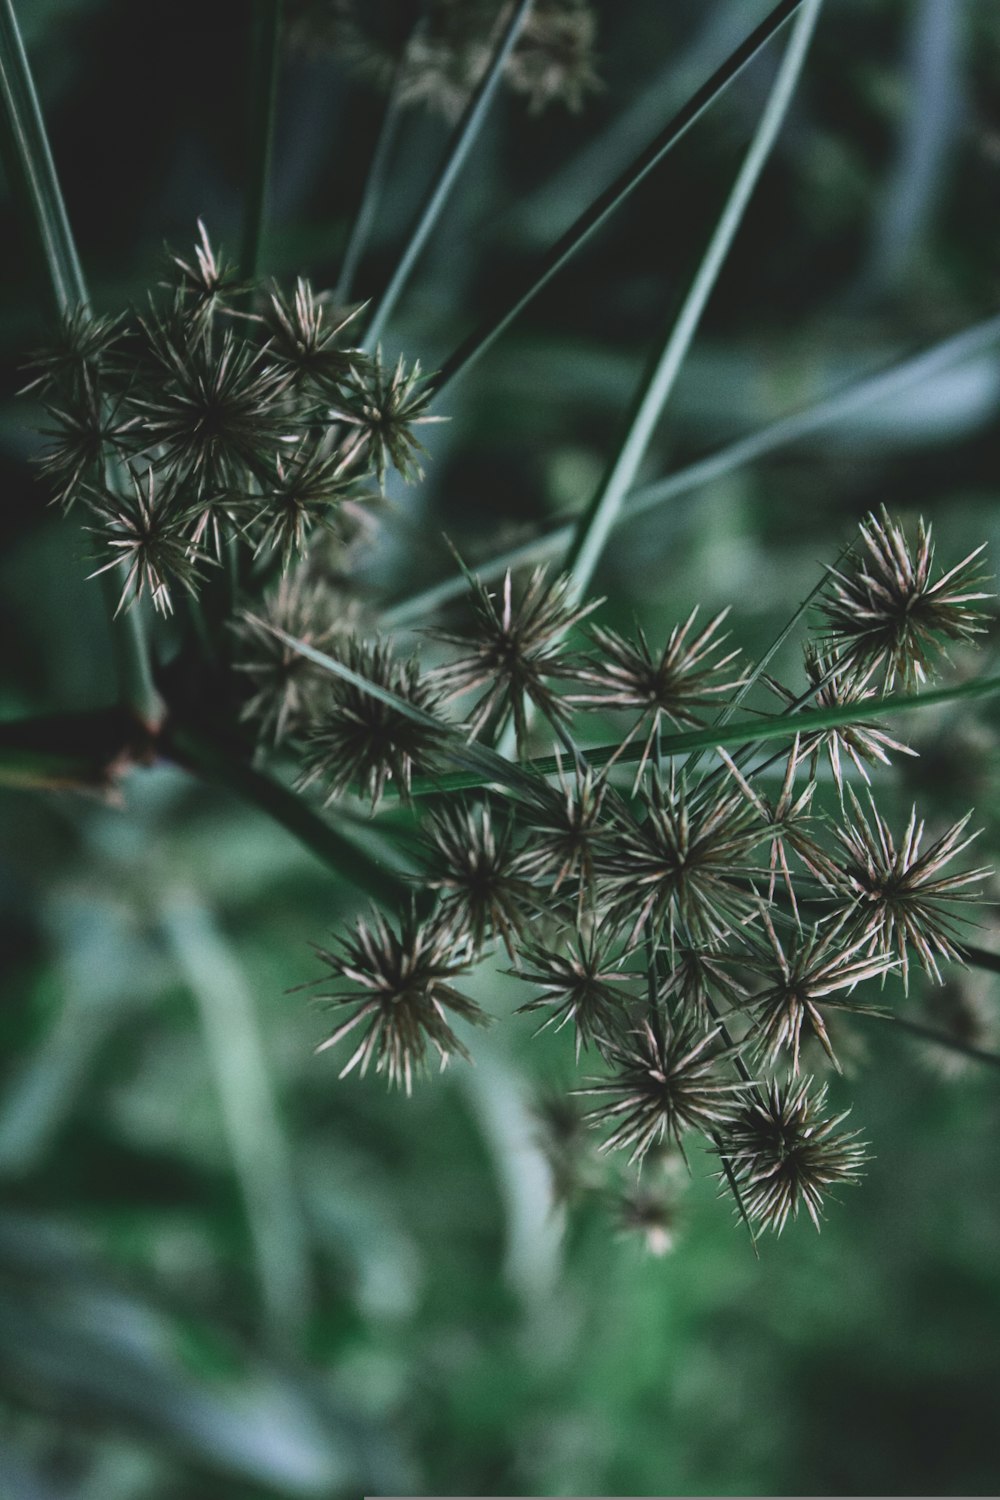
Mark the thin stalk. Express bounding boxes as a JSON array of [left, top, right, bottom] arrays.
[[382, 313, 1000, 628], [240, 0, 284, 284], [162, 893, 312, 1351], [0, 0, 160, 724], [363, 0, 532, 351], [859, 1010, 1000, 1074], [334, 42, 409, 303], [166, 723, 411, 908], [563, 0, 823, 601], [409, 671, 1000, 795], [432, 0, 808, 396]]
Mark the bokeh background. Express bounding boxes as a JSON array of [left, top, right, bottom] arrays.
[[2, 0, 1000, 1494]]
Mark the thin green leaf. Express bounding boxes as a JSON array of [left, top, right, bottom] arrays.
[[240, 0, 284, 283], [363, 0, 533, 351], [563, 0, 824, 601], [432, 0, 808, 394]]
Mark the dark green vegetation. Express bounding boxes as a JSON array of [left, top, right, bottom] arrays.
[[1, 0, 1000, 1495]]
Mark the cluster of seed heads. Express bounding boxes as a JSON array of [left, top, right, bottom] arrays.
[[279, 505, 994, 1243], [289, 0, 601, 119], [27, 225, 996, 1247], [26, 223, 439, 617]]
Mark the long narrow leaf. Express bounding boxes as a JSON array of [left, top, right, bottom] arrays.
[[432, 0, 808, 394]]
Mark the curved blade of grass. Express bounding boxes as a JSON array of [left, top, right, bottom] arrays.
[[383, 312, 1000, 628], [0, 0, 85, 315], [363, 0, 533, 351], [563, 0, 823, 601], [409, 671, 1000, 795], [432, 0, 808, 395], [162, 892, 312, 1352], [240, 0, 284, 283]]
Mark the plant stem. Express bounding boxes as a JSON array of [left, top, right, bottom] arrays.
[[860, 1010, 1000, 1073], [334, 42, 409, 304], [383, 312, 1000, 625], [563, 0, 823, 602], [409, 671, 1000, 795], [431, 0, 808, 396], [166, 723, 411, 908], [240, 0, 284, 284], [362, 0, 532, 352], [0, 0, 161, 725]]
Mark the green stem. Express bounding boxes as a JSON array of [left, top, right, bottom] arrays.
[[563, 0, 823, 601], [166, 723, 412, 907], [334, 39, 408, 304], [861, 1011, 1000, 1074], [362, 0, 532, 352], [410, 671, 1000, 795], [240, 0, 284, 284], [0, 0, 160, 725], [431, 0, 808, 396]]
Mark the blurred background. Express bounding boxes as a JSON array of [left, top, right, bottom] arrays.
[[2, 0, 1000, 1494]]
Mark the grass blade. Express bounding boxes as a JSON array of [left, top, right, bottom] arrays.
[[563, 0, 824, 601], [363, 0, 533, 351], [432, 0, 808, 395]]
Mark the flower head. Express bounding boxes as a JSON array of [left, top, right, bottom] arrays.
[[432, 565, 598, 753], [310, 908, 487, 1094], [717, 1077, 868, 1233], [579, 1017, 748, 1166], [820, 507, 992, 689], [514, 928, 631, 1058], [335, 350, 443, 486], [87, 466, 209, 616], [832, 788, 991, 987], [421, 799, 536, 958], [257, 277, 365, 392]]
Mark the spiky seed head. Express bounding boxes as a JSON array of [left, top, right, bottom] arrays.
[[36, 374, 134, 511], [21, 305, 124, 398], [745, 913, 896, 1075], [334, 350, 444, 486], [231, 570, 358, 744], [257, 277, 365, 391], [86, 466, 210, 616], [432, 565, 599, 754], [832, 787, 992, 988], [421, 799, 537, 959], [298, 636, 447, 806], [717, 1077, 868, 1234], [601, 772, 764, 950], [127, 315, 294, 490], [514, 756, 613, 916], [164, 219, 241, 328], [578, 1017, 749, 1166], [514, 929, 632, 1058], [309, 908, 487, 1094], [820, 507, 992, 690], [571, 607, 743, 787], [249, 441, 364, 570], [505, 0, 602, 113]]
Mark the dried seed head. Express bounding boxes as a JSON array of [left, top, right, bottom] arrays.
[[22, 305, 123, 398], [505, 0, 601, 114], [87, 466, 210, 616], [832, 788, 992, 988], [257, 277, 365, 391], [335, 350, 443, 486], [298, 636, 446, 806], [310, 908, 487, 1094], [164, 219, 242, 328], [422, 799, 537, 958], [718, 1077, 868, 1234], [232, 570, 358, 744], [432, 565, 598, 753], [820, 507, 992, 689], [514, 928, 631, 1059], [579, 1017, 748, 1166]]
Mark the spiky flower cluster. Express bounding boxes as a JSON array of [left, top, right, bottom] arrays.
[[26, 223, 438, 617], [285, 511, 994, 1247], [288, 0, 601, 120]]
